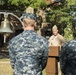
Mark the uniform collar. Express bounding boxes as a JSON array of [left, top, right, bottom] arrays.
[[23, 30, 35, 33]]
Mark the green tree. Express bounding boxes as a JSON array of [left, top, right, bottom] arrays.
[[0, 0, 47, 11], [0, 0, 76, 39], [67, 0, 76, 5], [45, 0, 76, 40], [8, 0, 46, 11], [64, 24, 74, 41]]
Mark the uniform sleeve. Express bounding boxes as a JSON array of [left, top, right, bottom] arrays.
[[41, 41, 49, 70], [59, 42, 69, 73], [48, 36, 52, 46], [8, 41, 16, 69], [59, 35, 66, 46]]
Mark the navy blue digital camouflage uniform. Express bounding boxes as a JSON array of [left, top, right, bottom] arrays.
[[59, 38, 76, 75], [8, 30, 49, 75]]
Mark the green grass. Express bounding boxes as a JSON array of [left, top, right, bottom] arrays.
[[42, 69, 46, 75]]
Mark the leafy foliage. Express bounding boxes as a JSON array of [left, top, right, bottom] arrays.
[[8, 0, 46, 10], [45, 0, 76, 39], [0, 0, 76, 39], [67, 0, 76, 5]]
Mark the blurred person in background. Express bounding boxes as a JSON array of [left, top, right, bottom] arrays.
[[48, 25, 65, 47], [60, 24, 76, 75], [48, 25, 65, 75]]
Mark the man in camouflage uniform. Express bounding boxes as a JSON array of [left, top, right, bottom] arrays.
[[8, 13, 49, 75], [59, 25, 76, 75]]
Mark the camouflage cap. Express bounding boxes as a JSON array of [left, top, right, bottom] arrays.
[[20, 13, 37, 21]]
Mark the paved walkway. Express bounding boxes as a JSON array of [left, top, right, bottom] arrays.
[[0, 59, 46, 75], [0, 59, 13, 75]]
